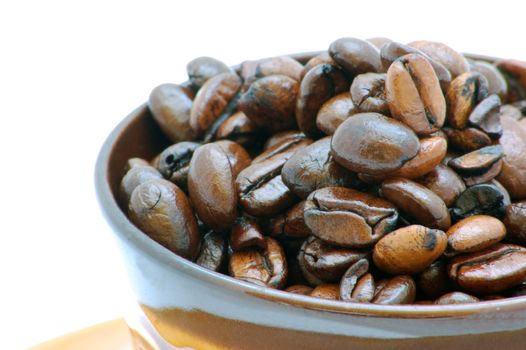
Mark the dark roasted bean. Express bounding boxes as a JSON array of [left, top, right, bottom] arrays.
[[418, 259, 451, 299], [268, 201, 312, 239], [448, 145, 503, 186], [452, 180, 511, 220], [504, 201, 526, 244], [215, 111, 258, 146], [156, 142, 200, 190], [468, 94, 502, 139], [471, 60, 508, 100], [446, 72, 489, 129]]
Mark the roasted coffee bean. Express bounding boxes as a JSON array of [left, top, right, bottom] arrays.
[[372, 275, 416, 305], [468, 94, 502, 139], [471, 60, 508, 100], [386, 54, 446, 135], [238, 75, 299, 133], [196, 231, 227, 272], [300, 52, 336, 80], [418, 259, 451, 299], [443, 127, 492, 152], [494, 59, 526, 102], [262, 131, 307, 151], [190, 72, 242, 138], [349, 273, 375, 302], [380, 42, 452, 91], [310, 284, 340, 300], [254, 135, 312, 164], [241, 56, 303, 89], [188, 141, 250, 230], [448, 145, 503, 186], [149, 83, 195, 142], [268, 201, 312, 239], [367, 37, 393, 50], [339, 259, 370, 301], [298, 236, 369, 283], [448, 243, 526, 294], [373, 225, 447, 274], [296, 63, 349, 137], [125, 157, 149, 172], [452, 180, 511, 220], [316, 92, 356, 135], [129, 179, 200, 260], [329, 37, 383, 75], [381, 178, 451, 230], [497, 116, 526, 199], [304, 187, 398, 248], [215, 111, 258, 146], [417, 164, 466, 207], [446, 72, 489, 129], [446, 215, 506, 255], [503, 201, 526, 244], [285, 284, 313, 295], [350, 73, 388, 114], [435, 292, 479, 305], [230, 216, 266, 251], [331, 113, 420, 175], [120, 165, 163, 204], [282, 137, 358, 199], [408, 41, 470, 78], [229, 237, 287, 288], [156, 142, 200, 189], [186, 56, 230, 90]]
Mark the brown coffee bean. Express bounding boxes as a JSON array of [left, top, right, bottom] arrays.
[[386, 54, 446, 135], [468, 94, 502, 139], [282, 137, 358, 199], [448, 145, 503, 186], [417, 164, 466, 207], [196, 231, 226, 272], [254, 135, 312, 164], [241, 56, 303, 89], [215, 111, 258, 146], [300, 52, 336, 80], [310, 284, 340, 300], [443, 127, 492, 152], [339, 259, 369, 301], [372, 275, 416, 305], [316, 92, 356, 135], [446, 215, 506, 255], [238, 75, 299, 133], [446, 72, 489, 129], [497, 116, 526, 199], [350, 273, 375, 302], [448, 243, 526, 294], [418, 259, 451, 299], [125, 158, 149, 172], [296, 63, 349, 137], [262, 131, 307, 151], [329, 37, 383, 75], [471, 60, 508, 100], [435, 292, 479, 305], [156, 142, 200, 190], [350, 73, 388, 114], [367, 37, 393, 50], [188, 141, 250, 230], [380, 42, 451, 92], [299, 236, 369, 283], [129, 179, 200, 260], [120, 165, 163, 204], [452, 180, 511, 220], [373, 225, 447, 274], [186, 56, 230, 90], [381, 178, 451, 230], [408, 40, 470, 78], [268, 201, 312, 239], [331, 112, 420, 175], [495, 59, 526, 102], [190, 72, 242, 137], [285, 284, 313, 295], [504, 201, 526, 244], [148, 83, 195, 142], [304, 187, 398, 248], [229, 237, 287, 289], [230, 216, 266, 251]]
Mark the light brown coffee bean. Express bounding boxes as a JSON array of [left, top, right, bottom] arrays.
[[446, 72, 489, 129], [446, 215, 506, 255], [372, 275, 416, 305], [300, 52, 336, 80], [285, 285, 313, 295], [443, 127, 492, 152], [435, 292, 479, 305], [230, 216, 266, 251], [310, 284, 340, 300], [417, 164, 466, 207]]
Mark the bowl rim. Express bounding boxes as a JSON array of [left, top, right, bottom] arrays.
[[95, 51, 526, 319]]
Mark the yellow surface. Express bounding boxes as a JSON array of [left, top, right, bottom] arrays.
[[29, 319, 133, 350]]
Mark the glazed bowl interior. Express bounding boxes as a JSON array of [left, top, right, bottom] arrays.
[[95, 52, 526, 319]]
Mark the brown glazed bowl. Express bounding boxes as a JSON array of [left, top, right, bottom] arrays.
[[95, 53, 526, 350]]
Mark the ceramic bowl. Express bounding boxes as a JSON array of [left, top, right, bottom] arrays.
[[95, 53, 526, 350]]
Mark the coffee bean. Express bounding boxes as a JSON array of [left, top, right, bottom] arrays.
[[230, 216, 266, 251], [262, 131, 307, 152], [497, 116, 526, 199], [417, 164, 466, 207], [186, 56, 231, 90], [349, 273, 376, 302], [120, 165, 163, 204], [448, 243, 526, 294], [254, 135, 312, 164], [386, 54, 446, 135], [304, 187, 398, 247], [339, 259, 370, 302], [418, 259, 451, 299], [446, 215, 506, 255], [448, 145, 504, 186], [471, 60, 508, 100], [494, 59, 526, 102], [310, 284, 340, 300], [373, 225, 447, 274], [372, 275, 416, 305], [435, 292, 479, 305], [285, 284, 313, 295], [300, 52, 336, 80], [503, 201, 526, 244], [215, 111, 258, 146], [241, 56, 303, 90], [316, 92, 356, 135], [268, 201, 312, 239], [452, 180, 511, 220], [156, 141, 200, 190], [350, 73, 389, 114], [129, 179, 201, 260], [125, 157, 149, 172], [331, 112, 420, 175], [196, 231, 227, 271], [408, 40, 470, 78], [329, 37, 383, 75], [446, 72, 489, 129], [443, 127, 492, 152], [468, 94, 502, 139]]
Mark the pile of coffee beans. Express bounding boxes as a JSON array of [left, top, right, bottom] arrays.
[[119, 37, 526, 305]]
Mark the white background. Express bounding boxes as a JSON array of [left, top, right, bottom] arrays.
[[1, 1, 526, 348]]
